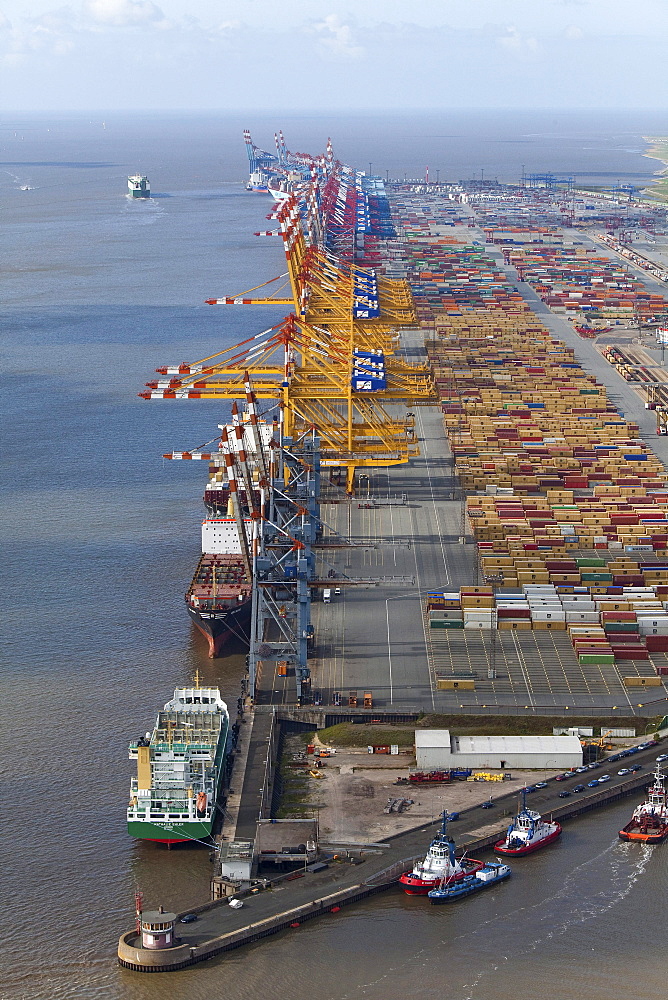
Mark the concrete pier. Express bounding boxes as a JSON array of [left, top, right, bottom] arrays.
[[118, 758, 658, 972]]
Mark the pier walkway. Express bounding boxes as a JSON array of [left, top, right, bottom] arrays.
[[119, 751, 660, 972]]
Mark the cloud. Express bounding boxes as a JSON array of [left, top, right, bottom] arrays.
[[564, 24, 584, 39], [309, 14, 364, 59], [83, 0, 165, 27], [497, 25, 539, 56]]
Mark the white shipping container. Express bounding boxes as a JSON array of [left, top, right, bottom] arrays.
[[565, 612, 600, 623], [531, 610, 566, 621]]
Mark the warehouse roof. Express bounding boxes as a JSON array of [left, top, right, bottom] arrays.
[[415, 729, 452, 748], [454, 734, 582, 755], [414, 729, 582, 755]]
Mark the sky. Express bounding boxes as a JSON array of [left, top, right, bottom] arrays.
[[1, 0, 667, 110]]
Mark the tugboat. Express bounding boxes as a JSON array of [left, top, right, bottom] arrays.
[[428, 860, 511, 903], [399, 812, 484, 894], [495, 788, 562, 856], [619, 763, 668, 843]]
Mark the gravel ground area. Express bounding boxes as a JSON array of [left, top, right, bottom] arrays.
[[304, 747, 561, 843]]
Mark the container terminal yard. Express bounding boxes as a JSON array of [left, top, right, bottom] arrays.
[[121, 133, 668, 970]]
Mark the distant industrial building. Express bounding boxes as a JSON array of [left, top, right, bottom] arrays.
[[415, 730, 583, 771]]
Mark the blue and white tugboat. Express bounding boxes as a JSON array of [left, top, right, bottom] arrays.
[[428, 859, 511, 904], [399, 812, 484, 895], [495, 788, 561, 856]]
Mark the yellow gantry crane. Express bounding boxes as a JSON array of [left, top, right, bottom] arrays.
[[142, 177, 438, 492]]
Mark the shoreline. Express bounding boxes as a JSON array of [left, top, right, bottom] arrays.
[[642, 135, 668, 201]]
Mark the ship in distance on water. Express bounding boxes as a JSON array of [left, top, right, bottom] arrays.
[[127, 680, 229, 845], [128, 174, 150, 198]]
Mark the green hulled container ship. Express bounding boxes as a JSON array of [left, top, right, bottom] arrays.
[[127, 683, 229, 845]]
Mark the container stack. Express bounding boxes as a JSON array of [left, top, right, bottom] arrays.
[[504, 244, 668, 323], [387, 188, 668, 681], [426, 585, 668, 661]]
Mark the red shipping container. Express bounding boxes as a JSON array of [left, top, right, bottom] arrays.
[[645, 635, 668, 652], [611, 646, 649, 660]]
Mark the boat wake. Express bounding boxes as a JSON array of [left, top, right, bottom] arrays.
[[338, 838, 653, 1000], [458, 838, 653, 999]]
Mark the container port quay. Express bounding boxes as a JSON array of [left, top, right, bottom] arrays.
[[121, 133, 668, 970]]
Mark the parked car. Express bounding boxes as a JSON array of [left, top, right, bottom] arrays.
[[618, 768, 631, 776], [576, 766, 589, 773], [555, 773, 569, 781], [630, 764, 643, 772], [587, 779, 600, 787], [656, 754, 668, 762], [573, 784, 586, 792], [598, 774, 611, 783], [180, 914, 198, 924], [534, 781, 548, 788], [480, 801, 494, 809]]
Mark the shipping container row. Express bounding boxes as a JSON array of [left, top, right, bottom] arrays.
[[386, 189, 668, 678]]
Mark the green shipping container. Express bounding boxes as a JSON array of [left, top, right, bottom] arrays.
[[603, 623, 639, 633], [579, 653, 615, 665], [430, 620, 465, 629]]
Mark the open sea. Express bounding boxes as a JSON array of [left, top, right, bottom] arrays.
[[2, 109, 668, 999]]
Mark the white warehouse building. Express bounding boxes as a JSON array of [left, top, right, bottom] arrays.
[[415, 730, 583, 771]]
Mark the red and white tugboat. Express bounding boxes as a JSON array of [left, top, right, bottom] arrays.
[[399, 812, 484, 895], [495, 789, 562, 856], [619, 763, 668, 843]]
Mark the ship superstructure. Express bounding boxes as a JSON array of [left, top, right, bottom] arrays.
[[128, 174, 150, 198], [127, 684, 229, 844]]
